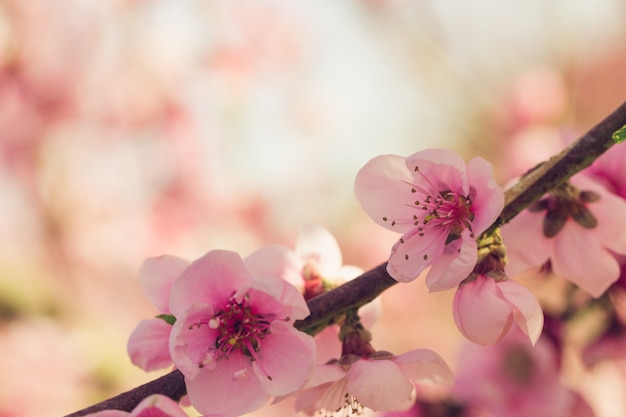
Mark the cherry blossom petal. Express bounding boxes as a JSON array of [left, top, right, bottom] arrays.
[[453, 277, 514, 345], [244, 245, 304, 288], [586, 182, 626, 254], [185, 353, 269, 416], [138, 255, 189, 314], [387, 228, 446, 282], [296, 380, 348, 415], [347, 359, 414, 411], [498, 280, 544, 345], [313, 326, 342, 364], [301, 363, 347, 389], [466, 156, 504, 234], [127, 318, 173, 371], [426, 233, 477, 292], [552, 225, 620, 297], [501, 210, 551, 276], [245, 275, 310, 320], [393, 348, 454, 384], [355, 154, 421, 233], [405, 149, 468, 194], [129, 394, 189, 417], [253, 320, 316, 396], [169, 302, 218, 379], [169, 250, 252, 318], [294, 223, 343, 277], [292, 364, 346, 414]]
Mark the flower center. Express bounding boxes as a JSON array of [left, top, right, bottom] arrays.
[[382, 186, 475, 243], [189, 295, 272, 364], [528, 181, 599, 238]]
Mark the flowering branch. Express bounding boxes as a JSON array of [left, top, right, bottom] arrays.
[[498, 100, 626, 225], [64, 99, 626, 417]]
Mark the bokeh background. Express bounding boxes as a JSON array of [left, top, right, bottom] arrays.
[[1, 1, 626, 416]]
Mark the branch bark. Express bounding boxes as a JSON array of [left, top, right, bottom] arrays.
[[65, 99, 626, 416]]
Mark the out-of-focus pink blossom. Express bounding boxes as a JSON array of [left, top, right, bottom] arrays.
[[294, 349, 453, 415], [354, 149, 504, 291], [586, 141, 626, 199], [168, 250, 315, 416], [245, 223, 379, 363], [453, 273, 543, 345], [452, 330, 593, 417], [127, 255, 189, 371], [83, 394, 188, 417], [502, 175, 626, 298]]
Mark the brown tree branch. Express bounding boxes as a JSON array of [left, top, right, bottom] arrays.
[[65, 100, 626, 416]]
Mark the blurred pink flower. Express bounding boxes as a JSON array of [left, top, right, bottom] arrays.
[[502, 175, 626, 297], [452, 330, 593, 417], [453, 273, 543, 345], [245, 223, 379, 363], [586, 141, 626, 199], [294, 349, 453, 415], [355, 149, 504, 291], [84, 394, 188, 417], [127, 255, 189, 372], [168, 250, 315, 416]]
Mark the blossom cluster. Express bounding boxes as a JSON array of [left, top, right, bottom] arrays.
[[88, 142, 626, 417], [122, 224, 452, 417]]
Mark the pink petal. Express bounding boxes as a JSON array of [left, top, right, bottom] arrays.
[[453, 277, 514, 345], [466, 156, 504, 234], [354, 154, 422, 233], [295, 380, 347, 415], [185, 354, 269, 416], [301, 363, 347, 389], [393, 348, 454, 384], [336, 265, 364, 282], [313, 326, 342, 364], [127, 318, 173, 372], [359, 296, 382, 329], [552, 224, 620, 297], [497, 280, 544, 345], [387, 228, 446, 282], [346, 359, 414, 411], [169, 302, 217, 380], [501, 210, 551, 276], [294, 223, 343, 277], [130, 394, 189, 417], [244, 245, 304, 289], [169, 250, 252, 318], [405, 149, 468, 195], [252, 320, 316, 396], [245, 275, 310, 320], [426, 232, 477, 292], [581, 178, 626, 255], [138, 255, 189, 313]]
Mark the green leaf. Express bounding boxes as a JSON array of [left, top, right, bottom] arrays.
[[613, 124, 626, 144], [156, 314, 176, 325]]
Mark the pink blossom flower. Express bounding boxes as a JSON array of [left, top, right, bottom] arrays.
[[502, 175, 626, 297], [585, 141, 626, 199], [244, 224, 364, 295], [355, 149, 504, 291], [452, 330, 592, 417], [294, 349, 453, 415], [127, 255, 189, 371], [453, 273, 543, 345], [168, 250, 316, 416], [83, 394, 188, 417], [245, 224, 380, 363]]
